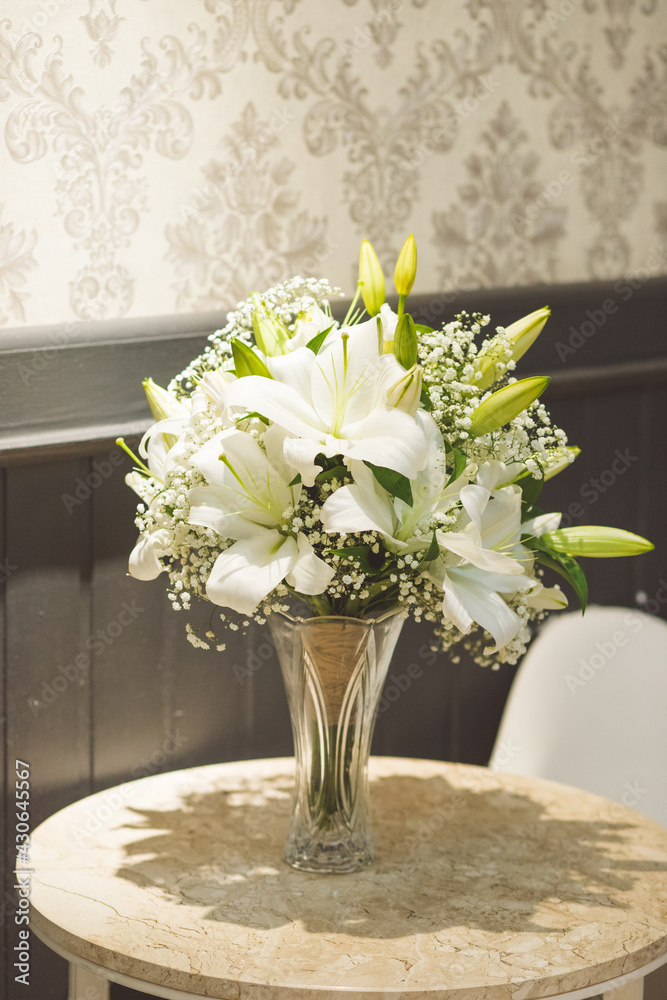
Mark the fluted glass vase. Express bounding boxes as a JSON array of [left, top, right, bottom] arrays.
[[269, 609, 404, 873]]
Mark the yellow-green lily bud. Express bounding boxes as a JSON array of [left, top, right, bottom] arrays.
[[251, 298, 290, 357], [544, 446, 580, 481], [394, 234, 417, 296], [142, 378, 182, 422], [393, 312, 418, 369], [359, 239, 385, 316], [231, 338, 273, 379], [469, 376, 550, 437], [542, 526, 654, 558], [475, 306, 551, 390], [385, 364, 422, 417]]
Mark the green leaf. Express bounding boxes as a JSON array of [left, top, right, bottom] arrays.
[[240, 411, 270, 425], [420, 531, 440, 563], [528, 537, 588, 613], [315, 465, 347, 483], [543, 526, 655, 558], [327, 545, 388, 575], [306, 323, 335, 354], [446, 446, 467, 486], [231, 338, 272, 379], [414, 323, 434, 334], [420, 384, 433, 411], [393, 313, 418, 369], [468, 376, 550, 437], [364, 462, 413, 507], [288, 473, 301, 486], [519, 472, 544, 511]]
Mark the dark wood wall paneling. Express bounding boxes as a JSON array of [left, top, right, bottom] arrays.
[[1, 278, 666, 1000]]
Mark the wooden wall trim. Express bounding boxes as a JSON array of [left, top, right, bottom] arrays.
[[535, 356, 667, 398], [1, 278, 664, 466]]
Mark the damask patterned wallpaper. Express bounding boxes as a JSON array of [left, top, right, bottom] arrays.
[[0, 0, 665, 328]]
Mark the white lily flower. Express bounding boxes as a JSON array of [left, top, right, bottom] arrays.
[[199, 369, 237, 414], [187, 427, 334, 614], [220, 334, 429, 487], [321, 412, 461, 552], [429, 484, 538, 652], [524, 582, 568, 611], [440, 563, 535, 653], [128, 528, 171, 581], [286, 304, 338, 352], [475, 460, 526, 491], [437, 485, 527, 575], [521, 510, 562, 539]]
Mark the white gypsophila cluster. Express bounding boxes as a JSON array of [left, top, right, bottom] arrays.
[[420, 313, 570, 478], [127, 289, 574, 667], [171, 278, 343, 397]]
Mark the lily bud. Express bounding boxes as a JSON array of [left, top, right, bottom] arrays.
[[393, 312, 418, 369], [251, 299, 290, 356], [394, 234, 417, 296], [475, 307, 550, 391], [542, 526, 654, 558], [544, 446, 580, 481], [142, 378, 184, 422], [359, 239, 385, 316], [231, 338, 273, 379], [469, 376, 550, 437], [385, 364, 422, 417]]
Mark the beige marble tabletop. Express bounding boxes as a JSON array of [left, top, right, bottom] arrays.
[[24, 757, 667, 999]]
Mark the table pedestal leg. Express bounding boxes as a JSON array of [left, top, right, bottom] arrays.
[[603, 979, 643, 999], [68, 963, 110, 1000]]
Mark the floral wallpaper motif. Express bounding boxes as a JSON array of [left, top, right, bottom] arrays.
[[166, 101, 329, 310], [0, 0, 665, 327], [0, 204, 37, 324]]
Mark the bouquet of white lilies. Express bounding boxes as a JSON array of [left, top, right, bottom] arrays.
[[122, 237, 652, 666]]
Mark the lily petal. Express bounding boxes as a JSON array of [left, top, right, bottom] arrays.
[[342, 407, 428, 478], [206, 530, 298, 614], [285, 533, 336, 595], [128, 530, 169, 581], [321, 478, 396, 536], [444, 567, 522, 652], [438, 529, 524, 575]]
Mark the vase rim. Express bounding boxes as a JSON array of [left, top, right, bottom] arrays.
[[275, 607, 404, 627]]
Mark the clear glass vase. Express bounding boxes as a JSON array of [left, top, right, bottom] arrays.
[[269, 609, 405, 873]]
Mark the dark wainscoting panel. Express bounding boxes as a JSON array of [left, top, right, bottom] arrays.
[[1, 278, 666, 999]]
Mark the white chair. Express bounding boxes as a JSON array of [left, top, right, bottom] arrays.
[[489, 605, 667, 828]]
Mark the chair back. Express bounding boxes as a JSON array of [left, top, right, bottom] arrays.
[[489, 606, 667, 827]]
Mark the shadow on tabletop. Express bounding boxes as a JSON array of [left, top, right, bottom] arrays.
[[111, 770, 667, 938]]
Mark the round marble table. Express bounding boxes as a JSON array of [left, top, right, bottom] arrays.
[[22, 757, 667, 1000]]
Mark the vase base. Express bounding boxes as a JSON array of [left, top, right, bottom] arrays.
[[284, 837, 376, 874]]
